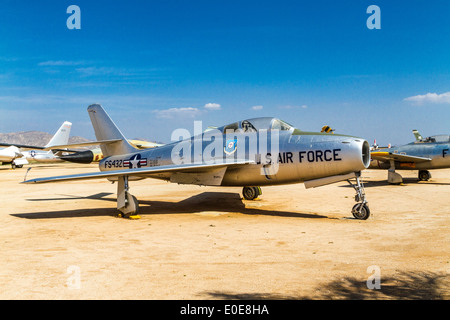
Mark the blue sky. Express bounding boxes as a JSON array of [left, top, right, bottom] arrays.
[[0, 0, 449, 145]]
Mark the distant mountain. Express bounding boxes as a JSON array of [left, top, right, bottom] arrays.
[[0, 131, 89, 147]]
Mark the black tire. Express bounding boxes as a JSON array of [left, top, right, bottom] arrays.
[[243, 186, 258, 200], [121, 195, 140, 218], [418, 170, 431, 181], [352, 203, 370, 220], [131, 195, 139, 215]]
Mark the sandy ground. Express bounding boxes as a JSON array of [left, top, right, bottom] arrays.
[[0, 163, 448, 300]]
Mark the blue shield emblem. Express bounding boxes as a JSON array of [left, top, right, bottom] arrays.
[[224, 139, 237, 155]]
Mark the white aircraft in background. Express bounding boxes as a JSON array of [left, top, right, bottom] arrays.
[[0, 121, 72, 168]]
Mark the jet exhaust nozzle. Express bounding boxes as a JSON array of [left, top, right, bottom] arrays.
[[60, 150, 94, 164]]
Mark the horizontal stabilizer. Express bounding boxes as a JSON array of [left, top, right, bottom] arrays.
[[43, 139, 122, 151]]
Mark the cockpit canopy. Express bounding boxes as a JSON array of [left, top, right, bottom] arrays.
[[414, 134, 450, 144], [216, 117, 294, 133]]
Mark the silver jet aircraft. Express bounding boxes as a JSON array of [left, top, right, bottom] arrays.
[[23, 104, 372, 219], [370, 130, 450, 183], [0, 121, 72, 168]]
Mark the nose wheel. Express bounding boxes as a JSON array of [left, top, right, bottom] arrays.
[[351, 203, 370, 220], [347, 172, 370, 220]]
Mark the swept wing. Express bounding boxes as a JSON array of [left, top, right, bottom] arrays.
[[0, 142, 46, 150], [22, 160, 253, 184], [371, 151, 431, 163]]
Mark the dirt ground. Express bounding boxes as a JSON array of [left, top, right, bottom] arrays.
[[0, 163, 448, 300]]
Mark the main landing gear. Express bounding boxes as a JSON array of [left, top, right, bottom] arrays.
[[116, 176, 140, 219], [387, 160, 432, 184], [347, 172, 370, 220], [242, 186, 262, 200], [389, 168, 432, 183], [418, 170, 431, 181]]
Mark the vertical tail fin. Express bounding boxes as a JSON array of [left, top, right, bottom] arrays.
[[412, 129, 423, 141], [45, 121, 72, 148], [87, 104, 137, 157]]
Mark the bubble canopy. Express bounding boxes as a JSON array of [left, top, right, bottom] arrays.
[[217, 117, 294, 133], [411, 134, 450, 144]]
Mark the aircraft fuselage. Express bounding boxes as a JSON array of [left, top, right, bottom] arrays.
[[99, 130, 370, 186], [370, 142, 450, 170]]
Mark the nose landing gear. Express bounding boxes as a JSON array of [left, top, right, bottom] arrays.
[[347, 172, 370, 220]]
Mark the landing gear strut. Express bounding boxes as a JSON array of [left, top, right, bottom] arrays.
[[117, 175, 140, 219], [347, 172, 370, 220], [242, 186, 262, 200], [387, 160, 403, 184]]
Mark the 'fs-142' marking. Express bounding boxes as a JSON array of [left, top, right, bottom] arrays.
[[104, 155, 160, 169]]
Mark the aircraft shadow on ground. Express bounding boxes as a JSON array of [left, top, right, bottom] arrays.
[[13, 192, 328, 220], [205, 271, 449, 300]]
